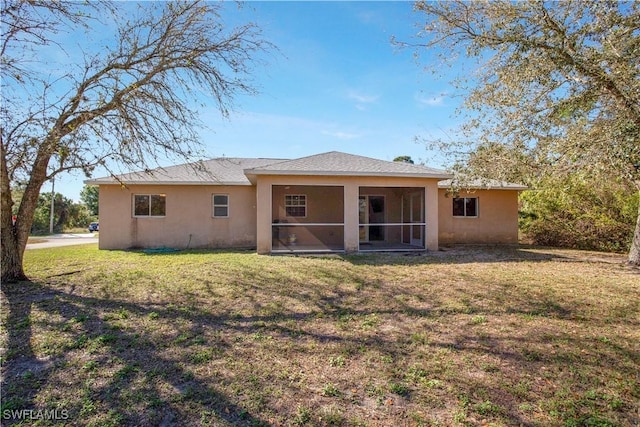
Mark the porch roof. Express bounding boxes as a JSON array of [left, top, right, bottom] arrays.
[[244, 151, 452, 180]]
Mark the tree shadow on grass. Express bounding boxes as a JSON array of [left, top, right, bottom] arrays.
[[340, 244, 631, 267], [1, 280, 268, 426], [2, 256, 638, 426]]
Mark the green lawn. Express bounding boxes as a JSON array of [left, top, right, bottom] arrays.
[[2, 245, 639, 426]]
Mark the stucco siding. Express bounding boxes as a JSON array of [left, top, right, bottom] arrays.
[[98, 185, 257, 250], [97, 183, 519, 251], [272, 185, 344, 224], [438, 189, 520, 244]]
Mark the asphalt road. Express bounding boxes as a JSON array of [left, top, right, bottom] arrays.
[[26, 233, 99, 250]]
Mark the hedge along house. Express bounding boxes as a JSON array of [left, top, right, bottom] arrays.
[[86, 151, 525, 253]]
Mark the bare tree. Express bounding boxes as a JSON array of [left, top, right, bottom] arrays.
[[406, 0, 640, 264], [1, 0, 272, 282]]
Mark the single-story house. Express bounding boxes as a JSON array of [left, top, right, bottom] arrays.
[[85, 151, 526, 253]]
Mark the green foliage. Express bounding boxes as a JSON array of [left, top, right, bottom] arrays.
[[520, 174, 638, 253], [321, 383, 341, 397], [393, 155, 414, 164], [389, 382, 410, 396], [474, 400, 502, 416], [328, 355, 345, 367], [31, 192, 92, 234], [80, 185, 99, 216], [293, 406, 312, 425]]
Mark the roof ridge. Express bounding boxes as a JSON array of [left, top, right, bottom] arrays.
[[243, 151, 452, 178], [248, 151, 338, 164]]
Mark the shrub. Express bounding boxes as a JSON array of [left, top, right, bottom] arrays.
[[520, 173, 638, 253]]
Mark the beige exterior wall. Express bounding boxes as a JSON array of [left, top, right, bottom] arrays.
[[272, 185, 344, 224], [437, 188, 520, 245], [98, 184, 258, 250], [254, 175, 441, 253], [98, 179, 521, 251]]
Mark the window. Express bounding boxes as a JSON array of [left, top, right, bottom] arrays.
[[285, 194, 306, 217], [213, 194, 229, 217], [453, 197, 478, 217], [134, 194, 166, 217]]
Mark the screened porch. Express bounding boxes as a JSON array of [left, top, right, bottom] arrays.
[[358, 187, 425, 252], [270, 185, 426, 253]]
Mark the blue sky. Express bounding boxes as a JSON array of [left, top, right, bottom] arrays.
[[53, 1, 463, 201]]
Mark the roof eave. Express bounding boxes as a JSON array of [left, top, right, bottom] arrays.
[[437, 182, 528, 191], [83, 179, 252, 186]]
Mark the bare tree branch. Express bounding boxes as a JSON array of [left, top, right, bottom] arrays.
[[1, 0, 274, 281]]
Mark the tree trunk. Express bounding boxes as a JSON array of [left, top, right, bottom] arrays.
[[1, 222, 28, 282], [1, 136, 48, 283], [1, 145, 28, 282], [1, 185, 42, 282], [1, 185, 29, 282], [629, 188, 640, 266]]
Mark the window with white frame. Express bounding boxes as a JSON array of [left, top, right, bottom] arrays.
[[133, 194, 166, 217], [453, 197, 478, 217], [212, 194, 229, 218], [285, 194, 306, 217]]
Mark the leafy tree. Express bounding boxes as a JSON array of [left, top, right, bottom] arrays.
[[1, 0, 271, 281], [31, 193, 92, 234], [393, 155, 415, 164], [80, 185, 99, 217], [520, 173, 638, 253], [408, 0, 640, 264]]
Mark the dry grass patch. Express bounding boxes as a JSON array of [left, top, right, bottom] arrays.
[[1, 245, 638, 426]]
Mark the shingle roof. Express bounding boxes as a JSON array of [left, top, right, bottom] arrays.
[[244, 151, 452, 179], [438, 178, 527, 191], [85, 152, 455, 186], [85, 157, 286, 186]]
